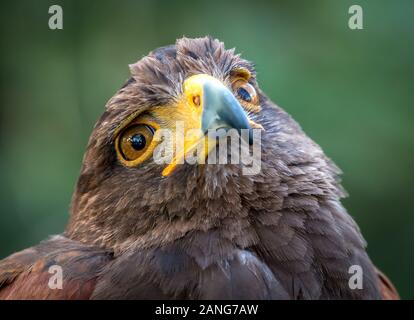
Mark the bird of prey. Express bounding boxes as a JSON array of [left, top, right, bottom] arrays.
[[0, 37, 398, 300]]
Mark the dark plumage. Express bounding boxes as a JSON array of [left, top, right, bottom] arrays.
[[0, 37, 398, 300]]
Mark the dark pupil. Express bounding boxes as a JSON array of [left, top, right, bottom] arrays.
[[130, 134, 146, 151], [237, 87, 252, 102]]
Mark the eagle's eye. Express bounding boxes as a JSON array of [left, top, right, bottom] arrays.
[[232, 79, 259, 106], [116, 124, 155, 163]]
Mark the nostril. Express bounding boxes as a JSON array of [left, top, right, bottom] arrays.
[[192, 95, 201, 107]]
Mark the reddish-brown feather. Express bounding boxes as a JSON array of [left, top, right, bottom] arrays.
[[0, 236, 112, 300], [376, 268, 399, 300], [0, 260, 96, 300]]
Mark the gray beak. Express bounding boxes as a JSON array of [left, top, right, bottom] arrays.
[[201, 79, 253, 144]]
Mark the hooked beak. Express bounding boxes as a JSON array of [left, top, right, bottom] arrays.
[[161, 74, 257, 176], [200, 75, 253, 144]]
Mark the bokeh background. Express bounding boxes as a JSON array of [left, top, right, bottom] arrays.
[[0, 0, 413, 298]]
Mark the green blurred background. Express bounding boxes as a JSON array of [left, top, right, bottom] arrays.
[[0, 0, 413, 298]]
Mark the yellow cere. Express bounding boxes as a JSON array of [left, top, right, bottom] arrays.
[[156, 74, 221, 176]]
